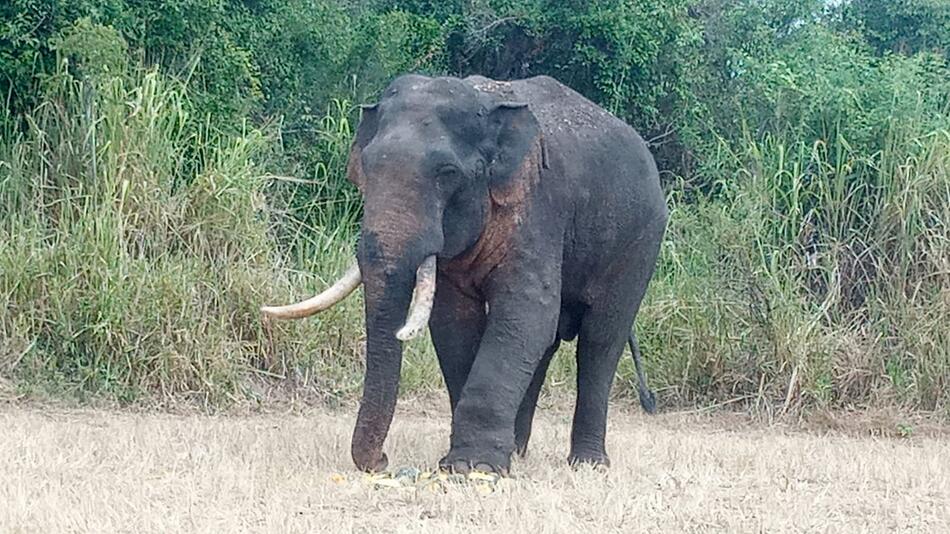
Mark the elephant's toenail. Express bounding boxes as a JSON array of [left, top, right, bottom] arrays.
[[474, 462, 494, 473]]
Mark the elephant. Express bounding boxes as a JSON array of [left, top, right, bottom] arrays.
[[262, 74, 668, 475]]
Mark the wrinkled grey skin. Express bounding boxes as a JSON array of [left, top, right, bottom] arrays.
[[346, 74, 667, 474]]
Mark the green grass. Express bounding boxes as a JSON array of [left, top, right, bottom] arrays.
[[0, 67, 369, 404], [603, 123, 949, 413], [1, 63, 947, 415]]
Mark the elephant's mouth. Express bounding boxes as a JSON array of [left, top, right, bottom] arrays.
[[261, 255, 437, 341]]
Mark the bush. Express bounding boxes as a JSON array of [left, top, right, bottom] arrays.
[[1, 2, 948, 414], [630, 127, 949, 411], [0, 54, 376, 403], [840, 0, 950, 56]]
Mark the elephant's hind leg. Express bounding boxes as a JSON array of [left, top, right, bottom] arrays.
[[514, 340, 559, 457], [569, 315, 630, 467]]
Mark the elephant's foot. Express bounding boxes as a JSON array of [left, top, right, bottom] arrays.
[[439, 448, 511, 476], [568, 450, 610, 470], [352, 449, 389, 473]]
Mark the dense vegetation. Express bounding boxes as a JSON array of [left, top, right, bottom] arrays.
[[1, 0, 948, 413]]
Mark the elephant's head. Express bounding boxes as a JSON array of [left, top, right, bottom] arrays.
[[261, 75, 540, 471]]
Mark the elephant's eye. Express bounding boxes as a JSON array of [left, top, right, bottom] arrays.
[[437, 164, 461, 181]]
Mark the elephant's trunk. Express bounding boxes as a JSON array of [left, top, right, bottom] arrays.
[[261, 250, 436, 472], [351, 236, 439, 471]]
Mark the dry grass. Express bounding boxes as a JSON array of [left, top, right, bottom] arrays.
[[2, 402, 948, 533]]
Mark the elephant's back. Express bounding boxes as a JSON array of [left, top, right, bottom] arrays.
[[465, 75, 635, 144]]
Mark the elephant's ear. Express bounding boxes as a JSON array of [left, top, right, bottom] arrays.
[[487, 102, 541, 206], [346, 103, 380, 190]]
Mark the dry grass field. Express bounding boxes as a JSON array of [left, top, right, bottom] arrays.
[[1, 402, 948, 533]]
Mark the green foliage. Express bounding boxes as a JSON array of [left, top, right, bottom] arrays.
[[402, 1, 702, 135], [50, 17, 128, 79], [840, 0, 950, 56], [0, 64, 370, 403], [630, 127, 949, 410], [1, 1, 948, 413]]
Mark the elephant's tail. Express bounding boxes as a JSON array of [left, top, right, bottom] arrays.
[[628, 332, 657, 414]]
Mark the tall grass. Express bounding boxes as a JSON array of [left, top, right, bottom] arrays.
[[617, 121, 950, 413], [2, 61, 947, 415], [0, 66, 375, 404]]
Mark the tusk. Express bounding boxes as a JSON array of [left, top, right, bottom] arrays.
[[395, 256, 437, 341], [261, 263, 361, 319]]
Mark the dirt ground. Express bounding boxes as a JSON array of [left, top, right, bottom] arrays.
[[1, 402, 948, 533]]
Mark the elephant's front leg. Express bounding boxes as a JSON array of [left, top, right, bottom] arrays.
[[440, 271, 560, 475]]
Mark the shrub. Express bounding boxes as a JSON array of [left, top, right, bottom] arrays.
[[1, 1, 948, 414], [0, 54, 374, 403]]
